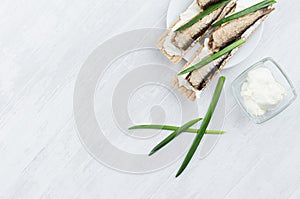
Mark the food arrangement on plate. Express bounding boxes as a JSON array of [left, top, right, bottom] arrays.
[[159, 0, 275, 100], [129, 0, 296, 177]]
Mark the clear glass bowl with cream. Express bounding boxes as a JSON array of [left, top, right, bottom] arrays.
[[232, 57, 297, 124]]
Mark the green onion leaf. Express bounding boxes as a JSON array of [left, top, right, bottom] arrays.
[[148, 118, 202, 156], [128, 124, 225, 134], [175, 0, 232, 32], [176, 76, 225, 177], [213, 0, 276, 27], [178, 39, 245, 75]]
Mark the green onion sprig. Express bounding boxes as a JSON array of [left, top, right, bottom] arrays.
[[178, 39, 245, 75], [128, 124, 225, 134], [213, 0, 276, 27], [176, 76, 225, 177]]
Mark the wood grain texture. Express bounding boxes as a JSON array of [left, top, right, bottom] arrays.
[[0, 0, 300, 198]]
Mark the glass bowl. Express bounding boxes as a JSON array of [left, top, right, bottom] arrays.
[[231, 57, 297, 124]]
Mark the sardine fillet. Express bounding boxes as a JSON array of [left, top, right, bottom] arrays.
[[172, 4, 227, 50], [209, 8, 273, 52]]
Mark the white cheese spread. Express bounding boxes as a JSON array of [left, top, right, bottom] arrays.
[[163, 33, 182, 56], [240, 67, 286, 116]]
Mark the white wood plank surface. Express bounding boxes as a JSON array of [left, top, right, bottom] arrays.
[[0, 0, 300, 198]]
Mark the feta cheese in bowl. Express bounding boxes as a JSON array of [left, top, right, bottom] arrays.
[[231, 58, 297, 124]]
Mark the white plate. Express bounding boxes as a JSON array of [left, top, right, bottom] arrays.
[[167, 0, 264, 69]]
